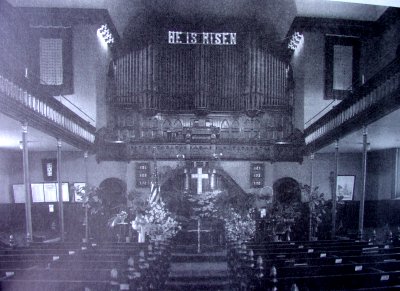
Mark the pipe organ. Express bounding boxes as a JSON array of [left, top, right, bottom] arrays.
[[99, 42, 303, 161], [108, 44, 291, 112]]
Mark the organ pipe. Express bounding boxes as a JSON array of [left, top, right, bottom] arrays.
[[110, 44, 290, 112]]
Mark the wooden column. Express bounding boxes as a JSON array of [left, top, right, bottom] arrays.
[[359, 126, 368, 239], [84, 151, 89, 243], [332, 140, 339, 239], [57, 139, 64, 242], [22, 122, 33, 243]]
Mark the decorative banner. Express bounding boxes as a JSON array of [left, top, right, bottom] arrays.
[[250, 163, 264, 188], [168, 31, 237, 45], [136, 162, 150, 188]]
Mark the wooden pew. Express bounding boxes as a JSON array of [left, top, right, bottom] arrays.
[[262, 270, 400, 290], [230, 239, 400, 290], [0, 241, 170, 290], [0, 278, 111, 291]]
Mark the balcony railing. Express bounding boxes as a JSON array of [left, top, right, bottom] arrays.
[[304, 57, 400, 151], [0, 74, 96, 149]]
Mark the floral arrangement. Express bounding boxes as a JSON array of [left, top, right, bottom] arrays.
[[75, 185, 104, 215], [224, 208, 256, 242], [142, 201, 181, 241], [187, 190, 257, 242], [103, 188, 181, 242], [107, 210, 128, 228], [187, 190, 221, 219]]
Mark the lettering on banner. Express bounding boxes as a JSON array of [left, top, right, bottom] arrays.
[[168, 31, 237, 45]]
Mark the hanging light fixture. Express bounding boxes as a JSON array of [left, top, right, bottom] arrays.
[[97, 24, 114, 45], [288, 32, 304, 51]]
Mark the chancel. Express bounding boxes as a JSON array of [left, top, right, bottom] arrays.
[[1, 0, 400, 290]]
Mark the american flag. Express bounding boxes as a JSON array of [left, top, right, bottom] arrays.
[[148, 147, 160, 204], [148, 171, 160, 204]]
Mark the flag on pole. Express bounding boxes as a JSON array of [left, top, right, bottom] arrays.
[[148, 147, 160, 204], [149, 172, 160, 204]]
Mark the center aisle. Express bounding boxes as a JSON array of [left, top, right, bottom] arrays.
[[165, 244, 232, 290]]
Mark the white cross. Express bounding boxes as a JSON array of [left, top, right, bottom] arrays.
[[191, 168, 209, 194]]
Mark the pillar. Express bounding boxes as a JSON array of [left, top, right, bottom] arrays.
[[22, 122, 33, 243], [359, 126, 368, 239], [332, 140, 339, 239], [309, 153, 314, 241], [84, 151, 89, 243], [57, 139, 64, 242]]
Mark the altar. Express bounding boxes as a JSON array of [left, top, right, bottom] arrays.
[[175, 218, 225, 253]]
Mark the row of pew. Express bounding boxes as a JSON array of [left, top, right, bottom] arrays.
[[0, 239, 172, 290], [229, 238, 400, 290]]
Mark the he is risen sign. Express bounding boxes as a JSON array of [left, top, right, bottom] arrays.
[[168, 31, 237, 45]]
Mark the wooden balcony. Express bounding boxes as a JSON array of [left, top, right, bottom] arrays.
[[95, 141, 303, 162], [304, 57, 400, 153], [0, 74, 96, 150]]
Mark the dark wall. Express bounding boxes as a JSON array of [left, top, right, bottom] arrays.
[[366, 149, 399, 200], [362, 8, 400, 81], [340, 200, 400, 231], [0, 1, 31, 81], [0, 203, 84, 240]]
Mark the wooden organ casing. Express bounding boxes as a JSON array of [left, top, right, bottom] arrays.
[[99, 42, 302, 161]]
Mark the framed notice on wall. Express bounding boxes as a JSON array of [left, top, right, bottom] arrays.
[[251, 163, 264, 188], [42, 159, 57, 181], [136, 162, 150, 188]]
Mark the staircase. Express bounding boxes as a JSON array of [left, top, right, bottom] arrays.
[[165, 245, 232, 290]]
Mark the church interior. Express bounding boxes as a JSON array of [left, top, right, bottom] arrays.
[[1, 0, 400, 289]]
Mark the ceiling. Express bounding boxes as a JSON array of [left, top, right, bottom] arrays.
[[0, 0, 398, 153], [7, 0, 390, 37]]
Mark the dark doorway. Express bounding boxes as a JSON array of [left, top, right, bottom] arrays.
[[273, 177, 301, 205], [98, 177, 127, 210]]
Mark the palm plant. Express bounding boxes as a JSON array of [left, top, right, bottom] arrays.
[[301, 185, 326, 240]]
